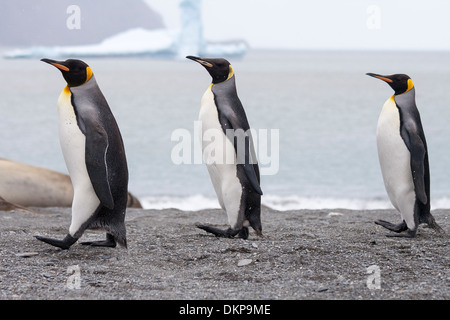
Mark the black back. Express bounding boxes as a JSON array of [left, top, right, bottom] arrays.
[[70, 76, 128, 245]]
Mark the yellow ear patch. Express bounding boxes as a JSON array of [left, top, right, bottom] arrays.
[[226, 65, 234, 81], [85, 66, 93, 83], [405, 78, 414, 93]]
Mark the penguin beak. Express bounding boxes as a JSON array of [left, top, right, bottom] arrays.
[[41, 58, 70, 72], [366, 73, 393, 83], [186, 55, 213, 68]]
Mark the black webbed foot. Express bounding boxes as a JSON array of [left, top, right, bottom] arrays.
[[81, 233, 117, 248], [237, 227, 249, 239], [375, 220, 416, 238], [196, 224, 247, 239], [35, 234, 78, 250], [384, 229, 417, 238], [375, 220, 408, 232]]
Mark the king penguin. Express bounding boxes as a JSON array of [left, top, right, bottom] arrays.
[[367, 73, 443, 237], [186, 56, 263, 239], [36, 58, 129, 249]]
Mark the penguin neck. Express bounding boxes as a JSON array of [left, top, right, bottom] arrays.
[[393, 86, 417, 111], [394, 86, 415, 100], [210, 74, 235, 89], [210, 75, 237, 97], [69, 75, 97, 94], [210, 65, 234, 87]]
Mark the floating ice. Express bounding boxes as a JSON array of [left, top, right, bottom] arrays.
[[4, 28, 178, 59], [4, 0, 247, 59]]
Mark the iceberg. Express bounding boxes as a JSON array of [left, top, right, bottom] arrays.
[[4, 0, 247, 59], [4, 28, 178, 59], [177, 0, 205, 59]]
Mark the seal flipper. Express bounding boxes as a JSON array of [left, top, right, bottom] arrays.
[[35, 233, 78, 250]]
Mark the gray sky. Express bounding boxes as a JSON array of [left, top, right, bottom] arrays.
[[146, 0, 450, 51]]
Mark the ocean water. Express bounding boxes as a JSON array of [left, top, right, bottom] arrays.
[[1, 49, 450, 210]]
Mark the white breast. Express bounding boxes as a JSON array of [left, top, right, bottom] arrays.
[[57, 87, 100, 235], [376, 96, 415, 224], [57, 88, 88, 187], [199, 86, 242, 228]]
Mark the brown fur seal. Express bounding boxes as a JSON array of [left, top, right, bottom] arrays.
[[0, 195, 40, 214], [0, 158, 142, 209]]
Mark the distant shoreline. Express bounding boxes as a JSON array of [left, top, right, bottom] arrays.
[[138, 194, 450, 211]]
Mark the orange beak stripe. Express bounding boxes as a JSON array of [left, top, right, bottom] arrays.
[[50, 63, 70, 72], [374, 75, 393, 83]]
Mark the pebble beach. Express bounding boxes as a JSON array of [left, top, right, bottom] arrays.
[[0, 206, 448, 301]]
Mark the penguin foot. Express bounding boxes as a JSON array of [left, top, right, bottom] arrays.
[[81, 233, 117, 248], [375, 220, 417, 237], [81, 240, 117, 247], [196, 224, 244, 239], [375, 220, 408, 233], [35, 234, 78, 250], [385, 229, 417, 238], [237, 227, 249, 239], [426, 218, 445, 234]]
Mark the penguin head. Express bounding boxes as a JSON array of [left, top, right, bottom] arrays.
[[41, 58, 93, 87], [186, 56, 234, 84], [366, 73, 414, 95]]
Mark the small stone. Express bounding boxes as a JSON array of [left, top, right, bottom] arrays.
[[15, 252, 38, 258], [238, 259, 252, 267]]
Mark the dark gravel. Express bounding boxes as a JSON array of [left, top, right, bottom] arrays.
[[0, 206, 448, 300]]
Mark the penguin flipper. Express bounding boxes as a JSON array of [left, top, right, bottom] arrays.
[[84, 123, 114, 210], [218, 109, 262, 195], [395, 93, 428, 205], [242, 134, 263, 195], [35, 234, 78, 249], [244, 165, 263, 195], [406, 127, 428, 205], [230, 126, 262, 195], [213, 80, 263, 195]]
